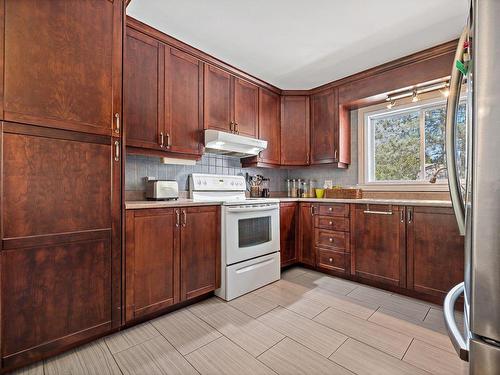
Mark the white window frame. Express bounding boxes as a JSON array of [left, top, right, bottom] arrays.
[[358, 92, 455, 191]]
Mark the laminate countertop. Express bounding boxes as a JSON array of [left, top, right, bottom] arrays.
[[126, 198, 452, 209]]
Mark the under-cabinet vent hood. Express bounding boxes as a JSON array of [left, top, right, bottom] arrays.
[[204, 129, 267, 158]]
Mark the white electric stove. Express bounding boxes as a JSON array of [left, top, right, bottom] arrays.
[[190, 174, 280, 300]]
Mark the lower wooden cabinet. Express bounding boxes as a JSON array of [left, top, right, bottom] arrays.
[[352, 204, 406, 287], [406, 206, 464, 299], [298, 203, 316, 266], [280, 202, 298, 267], [125, 206, 220, 322]]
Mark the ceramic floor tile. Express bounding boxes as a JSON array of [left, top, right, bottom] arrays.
[[188, 296, 230, 318], [228, 292, 279, 318], [424, 307, 464, 334], [151, 308, 222, 355], [105, 322, 160, 354], [347, 286, 431, 320], [280, 267, 308, 280], [403, 339, 469, 375], [114, 335, 197, 375], [259, 284, 329, 319], [10, 363, 44, 375], [330, 338, 429, 375], [313, 307, 412, 358], [198, 303, 284, 357], [369, 308, 455, 353], [292, 272, 358, 295], [185, 337, 275, 375], [258, 337, 353, 375], [258, 307, 347, 357], [44, 339, 121, 375]]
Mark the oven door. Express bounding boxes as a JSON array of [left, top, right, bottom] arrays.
[[224, 203, 280, 265]]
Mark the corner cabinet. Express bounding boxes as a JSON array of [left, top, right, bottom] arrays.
[[298, 203, 316, 266], [125, 206, 220, 323], [280, 202, 298, 267], [280, 96, 310, 166], [204, 65, 258, 137], [310, 88, 350, 167], [125, 25, 203, 158]]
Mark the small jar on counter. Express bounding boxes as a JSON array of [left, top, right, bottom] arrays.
[[309, 180, 316, 198], [301, 180, 310, 198], [290, 179, 298, 198]]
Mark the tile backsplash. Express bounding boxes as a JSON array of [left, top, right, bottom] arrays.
[[125, 110, 359, 197]]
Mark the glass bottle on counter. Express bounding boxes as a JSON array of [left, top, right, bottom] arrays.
[[301, 180, 310, 198], [286, 179, 292, 197], [290, 179, 298, 198], [309, 180, 316, 198]]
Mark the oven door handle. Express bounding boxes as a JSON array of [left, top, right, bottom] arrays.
[[226, 205, 278, 213]]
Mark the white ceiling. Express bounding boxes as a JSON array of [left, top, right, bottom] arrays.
[[128, 0, 469, 90]]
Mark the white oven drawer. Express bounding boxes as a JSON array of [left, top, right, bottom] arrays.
[[217, 252, 280, 301]]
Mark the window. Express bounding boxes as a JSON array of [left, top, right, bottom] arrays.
[[358, 94, 466, 189]]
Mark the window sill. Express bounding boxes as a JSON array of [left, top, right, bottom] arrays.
[[356, 183, 449, 192]]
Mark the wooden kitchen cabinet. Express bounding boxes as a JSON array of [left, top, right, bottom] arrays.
[[351, 204, 406, 287], [125, 26, 204, 157], [310, 88, 350, 167], [180, 206, 221, 300], [298, 203, 316, 266], [125, 28, 164, 150], [3, 0, 123, 136], [204, 64, 258, 137], [406, 206, 464, 299], [125, 206, 220, 323], [280, 95, 310, 165], [280, 202, 298, 267], [125, 209, 179, 322]]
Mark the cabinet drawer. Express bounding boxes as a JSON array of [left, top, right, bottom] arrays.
[[318, 204, 349, 217], [315, 215, 349, 231], [317, 249, 347, 272], [314, 229, 349, 251]]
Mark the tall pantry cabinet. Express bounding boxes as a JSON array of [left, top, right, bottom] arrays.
[[0, 0, 123, 370]]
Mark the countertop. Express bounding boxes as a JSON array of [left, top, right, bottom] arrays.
[[126, 197, 452, 209]]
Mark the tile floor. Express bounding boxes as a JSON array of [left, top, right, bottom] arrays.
[[13, 267, 468, 375]]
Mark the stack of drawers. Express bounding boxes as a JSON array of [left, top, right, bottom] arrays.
[[313, 204, 350, 273]]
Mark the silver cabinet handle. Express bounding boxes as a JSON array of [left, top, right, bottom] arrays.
[[166, 133, 171, 148], [175, 209, 180, 227], [444, 282, 469, 361], [160, 132, 164, 148], [328, 207, 333, 212], [445, 27, 467, 235], [114, 113, 120, 134], [234, 122, 239, 134], [329, 221, 333, 225], [329, 238, 333, 242], [114, 140, 120, 162], [229, 121, 234, 133], [182, 209, 187, 227], [334, 149, 338, 160], [407, 208, 413, 224], [329, 257, 333, 263], [400, 209, 405, 223]]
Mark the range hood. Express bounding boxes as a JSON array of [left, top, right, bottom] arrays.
[[204, 129, 267, 158]]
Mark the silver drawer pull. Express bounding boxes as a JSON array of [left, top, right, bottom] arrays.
[[328, 207, 333, 212], [329, 238, 333, 242], [329, 258, 333, 263], [363, 210, 393, 215], [329, 221, 333, 225]]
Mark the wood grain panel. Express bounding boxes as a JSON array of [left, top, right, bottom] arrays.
[[233, 78, 258, 137], [280, 202, 298, 267], [1, 239, 112, 362], [204, 65, 231, 132], [298, 203, 315, 266], [280, 96, 310, 165], [124, 28, 163, 150], [165, 47, 203, 155], [310, 88, 337, 164], [180, 206, 220, 300], [4, 0, 122, 135], [2, 130, 111, 239]]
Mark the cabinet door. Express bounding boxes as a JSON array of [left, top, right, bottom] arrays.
[[298, 203, 315, 266], [258, 88, 281, 165], [233, 78, 258, 137], [352, 204, 406, 287], [165, 47, 203, 155], [3, 0, 122, 135], [280, 203, 298, 267], [310, 88, 338, 164], [407, 206, 464, 298], [125, 209, 179, 322], [281, 96, 310, 165], [1, 123, 120, 368], [180, 206, 221, 301], [125, 28, 163, 150], [204, 64, 232, 132]]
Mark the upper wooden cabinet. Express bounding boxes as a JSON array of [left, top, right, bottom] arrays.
[[281, 95, 310, 166], [352, 204, 406, 288], [310, 88, 350, 167], [406, 206, 464, 299], [204, 64, 258, 137], [125, 26, 203, 158], [3, 0, 122, 136], [125, 28, 163, 151]]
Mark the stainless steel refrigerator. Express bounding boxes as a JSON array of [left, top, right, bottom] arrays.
[[444, 0, 500, 373]]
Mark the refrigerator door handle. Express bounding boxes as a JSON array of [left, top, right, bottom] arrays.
[[445, 27, 467, 235], [444, 282, 469, 361]]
